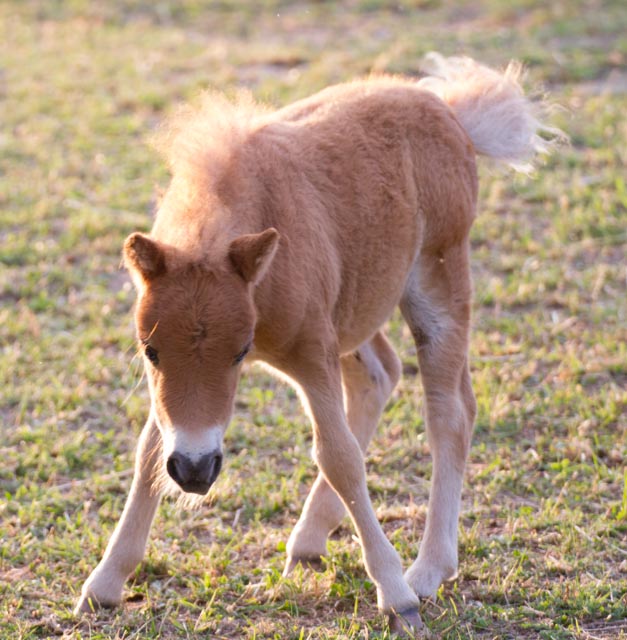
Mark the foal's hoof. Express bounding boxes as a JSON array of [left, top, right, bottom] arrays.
[[74, 592, 118, 615], [388, 606, 425, 637], [74, 595, 103, 615], [282, 555, 325, 576]]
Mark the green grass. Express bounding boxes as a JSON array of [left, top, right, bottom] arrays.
[[1, 0, 626, 638]]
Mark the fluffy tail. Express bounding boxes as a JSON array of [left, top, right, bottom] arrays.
[[417, 53, 566, 173]]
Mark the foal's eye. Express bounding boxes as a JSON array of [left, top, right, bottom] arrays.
[[233, 343, 251, 365], [144, 345, 159, 366]]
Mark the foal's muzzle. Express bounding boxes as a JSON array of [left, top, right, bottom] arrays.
[[166, 451, 223, 495]]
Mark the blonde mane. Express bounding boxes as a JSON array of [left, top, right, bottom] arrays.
[[152, 91, 268, 188]]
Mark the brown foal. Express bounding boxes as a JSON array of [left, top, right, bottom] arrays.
[[75, 55, 562, 634]]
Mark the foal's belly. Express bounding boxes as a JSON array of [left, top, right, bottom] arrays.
[[334, 226, 418, 354], [335, 288, 407, 355]]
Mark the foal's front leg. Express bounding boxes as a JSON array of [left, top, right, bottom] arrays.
[[284, 332, 401, 573], [291, 352, 422, 632], [75, 415, 163, 612]]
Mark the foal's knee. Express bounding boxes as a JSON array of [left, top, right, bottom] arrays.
[[313, 429, 364, 493]]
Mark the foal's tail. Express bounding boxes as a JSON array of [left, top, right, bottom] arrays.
[[417, 53, 566, 173]]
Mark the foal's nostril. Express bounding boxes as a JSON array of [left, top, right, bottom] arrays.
[[205, 451, 223, 486], [166, 452, 192, 487]]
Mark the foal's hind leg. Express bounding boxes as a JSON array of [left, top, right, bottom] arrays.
[[75, 415, 163, 612], [400, 244, 477, 599], [284, 331, 401, 574]]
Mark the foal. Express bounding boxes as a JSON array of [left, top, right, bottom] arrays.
[[75, 54, 561, 633]]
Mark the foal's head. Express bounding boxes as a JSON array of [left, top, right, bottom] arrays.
[[123, 228, 279, 494]]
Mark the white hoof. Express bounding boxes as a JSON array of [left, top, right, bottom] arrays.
[[74, 567, 125, 615], [388, 605, 426, 637], [74, 590, 120, 614], [282, 554, 326, 577]]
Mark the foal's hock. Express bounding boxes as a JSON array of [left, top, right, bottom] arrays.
[[75, 55, 563, 635]]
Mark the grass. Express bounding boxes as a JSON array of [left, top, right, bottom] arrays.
[[1, 0, 626, 638]]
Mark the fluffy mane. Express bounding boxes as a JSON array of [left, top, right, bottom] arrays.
[[152, 91, 268, 188]]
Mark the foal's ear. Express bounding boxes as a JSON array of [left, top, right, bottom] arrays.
[[123, 232, 166, 285], [228, 228, 280, 285]]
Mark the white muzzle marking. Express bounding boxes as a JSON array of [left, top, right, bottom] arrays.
[[162, 426, 224, 463]]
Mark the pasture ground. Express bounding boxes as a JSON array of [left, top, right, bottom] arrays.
[[1, 1, 626, 638]]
